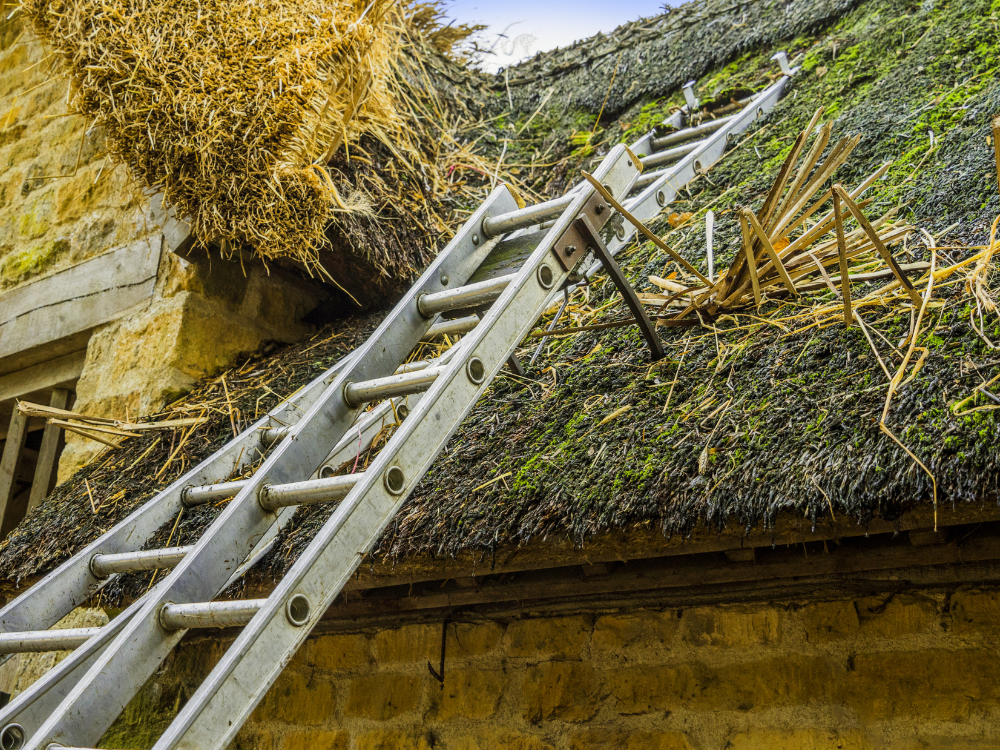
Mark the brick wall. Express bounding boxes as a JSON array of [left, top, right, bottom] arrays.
[[88, 584, 1000, 749]]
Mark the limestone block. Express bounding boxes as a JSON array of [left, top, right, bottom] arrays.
[[253, 669, 335, 726], [505, 614, 591, 659], [591, 610, 678, 661], [430, 668, 505, 720], [950, 588, 1000, 636], [373, 622, 440, 663], [841, 649, 1000, 722], [344, 673, 422, 720], [302, 632, 371, 671], [856, 593, 939, 638], [799, 599, 861, 642], [450, 621, 504, 658], [570, 729, 694, 750], [724, 728, 873, 749], [680, 606, 781, 647], [278, 729, 349, 750], [354, 730, 435, 750], [439, 728, 554, 750], [521, 661, 598, 723], [886, 737, 1000, 750], [604, 664, 703, 715]]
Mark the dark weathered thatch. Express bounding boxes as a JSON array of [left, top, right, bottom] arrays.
[[2, 0, 999, 600]]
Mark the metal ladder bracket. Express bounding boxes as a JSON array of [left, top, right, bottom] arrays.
[[553, 192, 612, 271], [573, 214, 664, 361]]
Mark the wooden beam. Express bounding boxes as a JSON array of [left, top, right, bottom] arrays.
[[0, 350, 85, 403], [27, 388, 70, 514], [0, 238, 161, 362], [0, 409, 29, 538]]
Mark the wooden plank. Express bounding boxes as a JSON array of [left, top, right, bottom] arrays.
[[27, 388, 71, 514], [0, 408, 29, 538], [0, 350, 85, 402], [0, 237, 162, 361]]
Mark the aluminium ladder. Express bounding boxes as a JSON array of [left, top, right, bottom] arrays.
[[0, 53, 795, 750]]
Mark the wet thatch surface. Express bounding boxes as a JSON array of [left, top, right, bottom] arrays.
[[2, 0, 1000, 595]]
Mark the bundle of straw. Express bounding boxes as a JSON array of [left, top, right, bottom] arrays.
[[22, 0, 399, 268]]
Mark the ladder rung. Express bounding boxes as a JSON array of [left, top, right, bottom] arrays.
[[259, 473, 360, 512], [0, 627, 99, 654], [482, 195, 574, 238], [343, 365, 444, 408], [182, 479, 248, 507], [424, 313, 479, 339], [159, 599, 266, 631], [260, 427, 288, 446], [90, 545, 193, 578], [651, 115, 733, 150], [640, 141, 700, 170], [417, 274, 515, 318]]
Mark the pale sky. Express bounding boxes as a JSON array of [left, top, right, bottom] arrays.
[[445, 0, 677, 72]]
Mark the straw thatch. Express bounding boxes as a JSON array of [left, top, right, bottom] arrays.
[[20, 0, 400, 271]]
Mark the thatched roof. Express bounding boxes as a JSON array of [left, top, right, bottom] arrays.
[[2, 0, 999, 598]]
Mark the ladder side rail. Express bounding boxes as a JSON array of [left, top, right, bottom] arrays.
[[0, 388, 422, 742], [609, 76, 791, 254], [21, 188, 520, 750], [151, 146, 640, 750], [0, 350, 359, 637]]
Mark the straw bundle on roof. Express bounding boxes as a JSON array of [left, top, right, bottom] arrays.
[[21, 0, 399, 269]]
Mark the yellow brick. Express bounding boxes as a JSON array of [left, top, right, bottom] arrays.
[[344, 673, 422, 720], [279, 729, 349, 750], [354, 729, 434, 750], [505, 614, 591, 659], [857, 593, 938, 638], [799, 600, 860, 642], [301, 632, 370, 671], [592, 611, 678, 657], [627, 731, 696, 750], [886, 737, 1000, 750], [725, 728, 873, 749], [604, 664, 702, 715], [570, 729, 693, 750], [441, 728, 554, 750], [521, 662, 598, 722], [373, 623, 440, 663], [253, 669, 335, 725], [841, 649, 1000, 722], [680, 607, 780, 647], [432, 668, 505, 720], [606, 655, 841, 715], [950, 589, 1000, 635], [450, 621, 504, 657]]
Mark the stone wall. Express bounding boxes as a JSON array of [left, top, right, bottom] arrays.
[[83, 584, 1000, 749], [0, 15, 144, 293]]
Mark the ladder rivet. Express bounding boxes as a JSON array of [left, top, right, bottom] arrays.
[[472, 233, 480, 245], [286, 594, 311, 627], [615, 225, 626, 240], [396, 404, 410, 420], [1, 723, 25, 750], [656, 190, 666, 206], [537, 264, 554, 289], [385, 466, 406, 495], [595, 203, 606, 214], [466, 357, 486, 385], [440, 274, 449, 286]]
